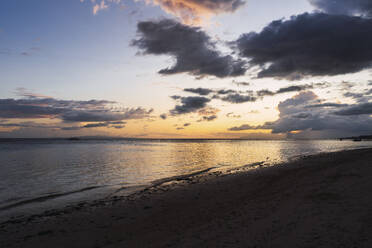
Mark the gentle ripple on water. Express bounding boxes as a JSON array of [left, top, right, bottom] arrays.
[[1, 139, 372, 220]]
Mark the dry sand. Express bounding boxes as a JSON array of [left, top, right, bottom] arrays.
[[1, 148, 372, 248]]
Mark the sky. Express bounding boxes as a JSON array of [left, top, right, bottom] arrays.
[[1, 0, 372, 139]]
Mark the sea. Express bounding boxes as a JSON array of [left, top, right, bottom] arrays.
[[1, 138, 372, 221]]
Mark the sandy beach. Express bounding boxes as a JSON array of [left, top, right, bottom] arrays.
[[1, 148, 372, 248]]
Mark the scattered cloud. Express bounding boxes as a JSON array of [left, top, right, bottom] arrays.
[[196, 107, 219, 122], [248, 110, 259, 114], [182, 83, 328, 105], [0, 96, 152, 131], [232, 80, 250, 86], [81, 0, 123, 15], [198, 115, 217, 122], [93, 0, 108, 15], [170, 96, 211, 115], [197, 107, 219, 116], [226, 112, 241, 118], [184, 88, 214, 96], [14, 87, 51, 99], [228, 124, 258, 131], [219, 93, 257, 104], [132, 19, 246, 78], [257, 84, 317, 97], [228, 91, 372, 138], [342, 87, 372, 103]]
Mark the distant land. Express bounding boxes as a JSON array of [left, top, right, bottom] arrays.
[[339, 135, 372, 141], [0, 136, 338, 142], [1, 135, 372, 142]]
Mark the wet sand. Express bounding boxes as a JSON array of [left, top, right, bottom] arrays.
[[1, 148, 372, 248]]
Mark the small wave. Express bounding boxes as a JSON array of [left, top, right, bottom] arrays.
[[242, 161, 265, 168], [151, 167, 216, 187], [223, 161, 265, 173], [0, 186, 102, 211]]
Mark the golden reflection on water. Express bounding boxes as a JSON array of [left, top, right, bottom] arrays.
[[111, 140, 308, 185], [107, 140, 372, 186], [1, 139, 372, 219]]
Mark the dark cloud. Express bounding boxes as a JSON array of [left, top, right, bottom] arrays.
[[220, 93, 257, 104], [228, 124, 258, 131], [184, 88, 213, 96], [232, 80, 250, 86], [183, 123, 191, 127], [292, 113, 312, 119], [0, 97, 152, 123], [195, 107, 219, 122], [234, 13, 372, 79], [343, 88, 372, 103], [198, 115, 218, 122], [82, 122, 109, 128], [132, 19, 246, 78], [256, 89, 275, 97], [183, 87, 236, 96], [170, 96, 211, 115], [170, 95, 182, 100], [276, 85, 313, 94], [181, 84, 312, 106], [216, 89, 237, 95], [185, 83, 328, 104], [226, 112, 241, 118], [60, 126, 82, 131], [61, 111, 127, 122], [228, 91, 372, 138], [306, 103, 349, 108], [0, 122, 58, 129], [257, 84, 315, 97], [0, 120, 126, 132], [111, 125, 126, 129], [309, 0, 372, 17], [160, 113, 167, 120], [0, 98, 65, 119], [109, 121, 127, 125], [61, 107, 153, 122], [62, 121, 127, 130], [334, 102, 372, 115]]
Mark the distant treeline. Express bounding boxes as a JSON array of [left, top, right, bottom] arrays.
[[339, 135, 372, 141]]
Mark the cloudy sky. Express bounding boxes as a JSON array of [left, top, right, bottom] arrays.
[[1, 0, 372, 139]]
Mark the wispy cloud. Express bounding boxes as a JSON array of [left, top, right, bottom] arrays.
[[81, 0, 123, 15], [0, 91, 153, 133], [149, 0, 245, 25]]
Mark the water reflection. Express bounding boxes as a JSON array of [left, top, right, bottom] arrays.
[[0, 139, 372, 218]]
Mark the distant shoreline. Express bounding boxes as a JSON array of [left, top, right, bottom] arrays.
[[1, 148, 372, 247], [0, 137, 354, 142]]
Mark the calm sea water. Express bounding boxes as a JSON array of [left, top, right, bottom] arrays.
[[1, 139, 372, 220]]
